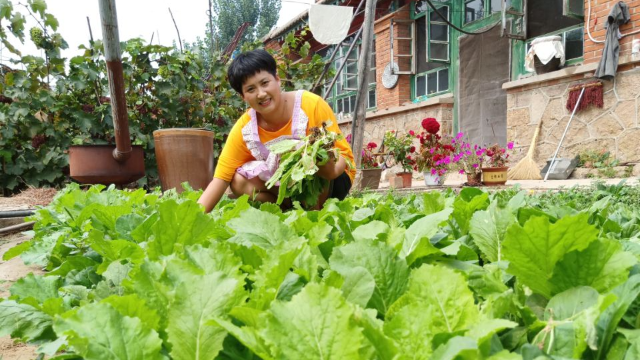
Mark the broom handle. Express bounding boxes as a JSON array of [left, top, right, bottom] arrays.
[[526, 120, 543, 158], [544, 86, 586, 182]]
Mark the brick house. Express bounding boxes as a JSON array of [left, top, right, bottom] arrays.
[[263, 0, 640, 167]]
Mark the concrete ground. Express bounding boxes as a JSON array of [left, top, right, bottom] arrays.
[[376, 173, 639, 193]]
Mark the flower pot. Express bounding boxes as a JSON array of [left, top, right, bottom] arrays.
[[396, 172, 413, 188], [423, 172, 445, 186], [465, 172, 482, 186], [359, 168, 383, 190], [153, 128, 215, 193], [482, 166, 508, 186]]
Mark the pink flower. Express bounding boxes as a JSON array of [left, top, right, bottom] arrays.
[[430, 148, 435, 154], [456, 132, 464, 139], [459, 169, 465, 174], [431, 168, 437, 175], [507, 141, 514, 150], [476, 150, 483, 156], [473, 163, 479, 168]]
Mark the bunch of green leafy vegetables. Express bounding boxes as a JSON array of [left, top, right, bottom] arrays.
[[2, 183, 640, 359], [265, 121, 343, 208]]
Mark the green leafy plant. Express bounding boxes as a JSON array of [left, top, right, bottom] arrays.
[[2, 183, 640, 359], [383, 130, 416, 173], [1, 3, 327, 195], [265, 121, 342, 208]]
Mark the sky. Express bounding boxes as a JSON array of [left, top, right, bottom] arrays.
[[1, 0, 314, 63]]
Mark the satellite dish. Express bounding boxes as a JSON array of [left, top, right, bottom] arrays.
[[382, 62, 399, 89]]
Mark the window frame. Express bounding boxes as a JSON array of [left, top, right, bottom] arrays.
[[412, 66, 450, 101], [323, 38, 377, 115], [563, 0, 584, 20], [522, 24, 584, 75], [427, 5, 450, 62]]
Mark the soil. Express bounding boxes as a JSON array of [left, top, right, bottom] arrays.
[[0, 231, 44, 359]]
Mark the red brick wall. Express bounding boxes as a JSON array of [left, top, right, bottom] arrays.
[[374, 3, 413, 110], [583, 0, 640, 64]]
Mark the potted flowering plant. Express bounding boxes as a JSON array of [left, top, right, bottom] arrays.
[[383, 130, 416, 188], [450, 134, 485, 185], [359, 141, 383, 189], [414, 118, 454, 186], [481, 142, 514, 186]]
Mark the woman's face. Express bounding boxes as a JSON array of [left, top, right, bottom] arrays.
[[240, 70, 282, 116]]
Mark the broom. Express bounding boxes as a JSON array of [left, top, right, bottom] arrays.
[[508, 120, 543, 180]]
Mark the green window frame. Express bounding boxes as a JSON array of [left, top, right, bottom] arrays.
[[428, 5, 450, 62], [522, 25, 584, 75], [564, 0, 584, 20], [323, 38, 377, 114], [413, 67, 449, 101]]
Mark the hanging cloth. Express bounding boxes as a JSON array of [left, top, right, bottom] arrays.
[[309, 5, 353, 45], [594, 1, 630, 79], [525, 35, 565, 72]]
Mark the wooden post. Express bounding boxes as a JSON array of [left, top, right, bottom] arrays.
[[98, 0, 132, 162], [350, 0, 377, 175]]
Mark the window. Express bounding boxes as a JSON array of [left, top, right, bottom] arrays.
[[411, 0, 451, 101], [465, 0, 484, 24], [564, 0, 584, 20], [324, 38, 377, 115], [429, 6, 449, 62], [415, 67, 449, 98], [525, 26, 584, 72]]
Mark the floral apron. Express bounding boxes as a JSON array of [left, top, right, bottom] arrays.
[[236, 90, 308, 182]]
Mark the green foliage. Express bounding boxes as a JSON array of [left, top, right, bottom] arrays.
[[209, 0, 281, 50], [1, 1, 327, 194], [3, 184, 640, 359]]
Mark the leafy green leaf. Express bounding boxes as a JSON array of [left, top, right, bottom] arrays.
[[261, 283, 364, 360], [550, 238, 636, 295], [10, 273, 61, 304], [165, 262, 247, 360], [330, 240, 409, 316], [502, 213, 599, 298], [593, 274, 640, 360], [401, 208, 452, 264], [227, 207, 296, 250], [352, 220, 389, 242], [147, 199, 216, 259], [0, 300, 52, 342], [469, 201, 516, 262], [54, 302, 164, 360]]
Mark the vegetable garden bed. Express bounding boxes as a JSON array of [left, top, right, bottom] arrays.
[[1, 182, 640, 359]]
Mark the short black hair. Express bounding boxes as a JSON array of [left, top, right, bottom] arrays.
[[227, 49, 278, 94]]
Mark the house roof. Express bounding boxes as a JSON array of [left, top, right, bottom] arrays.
[[261, 0, 350, 43]]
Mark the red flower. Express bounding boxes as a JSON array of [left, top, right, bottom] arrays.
[[409, 130, 415, 136], [409, 146, 416, 153], [367, 142, 378, 150], [421, 118, 440, 134]]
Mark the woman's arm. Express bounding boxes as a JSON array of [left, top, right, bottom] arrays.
[[198, 178, 230, 213], [317, 155, 347, 180]]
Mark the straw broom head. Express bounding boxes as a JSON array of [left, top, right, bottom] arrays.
[[508, 120, 543, 180]]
